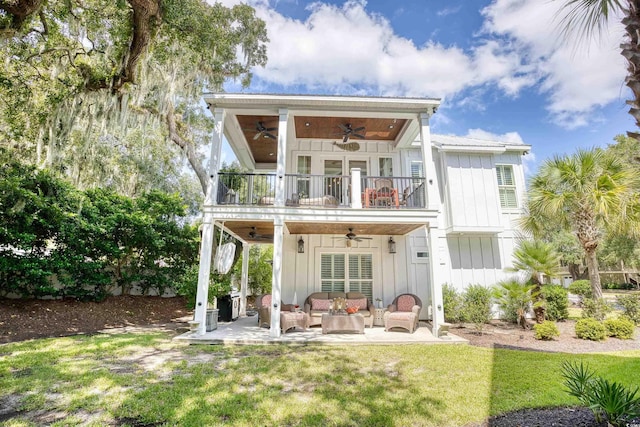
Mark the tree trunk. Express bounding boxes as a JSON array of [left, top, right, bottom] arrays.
[[165, 102, 209, 194], [0, 0, 44, 33], [584, 246, 603, 299], [622, 0, 640, 138]]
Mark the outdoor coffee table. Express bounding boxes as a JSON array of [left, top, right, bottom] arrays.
[[280, 311, 309, 333], [321, 313, 365, 334]]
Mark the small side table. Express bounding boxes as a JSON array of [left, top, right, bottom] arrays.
[[373, 308, 386, 326]]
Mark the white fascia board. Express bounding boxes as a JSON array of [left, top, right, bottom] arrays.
[[203, 93, 441, 113], [437, 145, 507, 154], [445, 225, 504, 235]]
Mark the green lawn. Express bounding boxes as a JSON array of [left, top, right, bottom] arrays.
[[1, 332, 639, 427]]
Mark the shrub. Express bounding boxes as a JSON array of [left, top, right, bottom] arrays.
[[534, 320, 560, 340], [461, 284, 493, 331], [492, 280, 535, 325], [442, 283, 464, 324], [616, 294, 640, 325], [568, 280, 592, 301], [582, 298, 613, 321], [575, 318, 607, 341], [541, 285, 569, 321], [604, 317, 636, 340], [561, 361, 640, 427]]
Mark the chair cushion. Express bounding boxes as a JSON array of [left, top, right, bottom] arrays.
[[348, 298, 368, 310], [397, 295, 416, 312], [311, 298, 332, 311], [261, 295, 272, 308]]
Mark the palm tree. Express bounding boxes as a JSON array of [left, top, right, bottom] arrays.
[[556, 0, 640, 136], [522, 148, 640, 300], [507, 240, 562, 322]]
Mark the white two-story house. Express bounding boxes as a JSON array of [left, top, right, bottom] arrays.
[[193, 93, 529, 337]]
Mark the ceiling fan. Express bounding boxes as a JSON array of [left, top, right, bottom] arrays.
[[248, 227, 273, 241], [336, 123, 366, 143], [245, 121, 277, 140], [333, 228, 373, 242]]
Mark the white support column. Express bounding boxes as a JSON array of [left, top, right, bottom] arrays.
[[206, 108, 226, 205], [419, 112, 440, 211], [194, 215, 214, 335], [274, 108, 289, 206], [240, 243, 250, 317], [194, 108, 225, 335], [270, 218, 284, 337], [426, 225, 445, 337], [350, 168, 362, 209]]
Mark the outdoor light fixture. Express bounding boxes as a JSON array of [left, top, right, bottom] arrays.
[[297, 237, 305, 254], [388, 236, 396, 254]]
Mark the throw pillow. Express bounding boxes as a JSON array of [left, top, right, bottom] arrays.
[[311, 298, 332, 311], [348, 298, 368, 310], [397, 295, 416, 312]]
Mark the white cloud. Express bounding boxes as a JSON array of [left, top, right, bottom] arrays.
[[250, 1, 529, 99], [481, 0, 627, 128], [216, 0, 627, 131]]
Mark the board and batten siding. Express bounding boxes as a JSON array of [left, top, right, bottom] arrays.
[[443, 153, 501, 230]]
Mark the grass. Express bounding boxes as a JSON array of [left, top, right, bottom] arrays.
[[1, 333, 639, 427]]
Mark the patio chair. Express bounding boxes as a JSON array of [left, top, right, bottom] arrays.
[[255, 294, 294, 328], [383, 293, 422, 333]]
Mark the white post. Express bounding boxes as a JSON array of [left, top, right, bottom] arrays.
[[274, 108, 288, 206], [426, 225, 445, 336], [240, 243, 250, 317], [270, 218, 284, 337], [350, 168, 362, 209], [193, 108, 225, 335], [419, 112, 440, 211]]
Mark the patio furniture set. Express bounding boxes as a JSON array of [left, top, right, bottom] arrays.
[[255, 292, 422, 334]]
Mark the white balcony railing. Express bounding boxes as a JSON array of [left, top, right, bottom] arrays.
[[217, 172, 426, 209]]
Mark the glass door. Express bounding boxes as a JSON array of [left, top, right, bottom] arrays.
[[324, 159, 343, 203]]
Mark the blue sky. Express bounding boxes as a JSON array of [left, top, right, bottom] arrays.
[[218, 0, 632, 174]]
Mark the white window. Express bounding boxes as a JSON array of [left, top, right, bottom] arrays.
[[410, 161, 423, 178], [321, 253, 373, 300], [379, 158, 393, 177], [496, 165, 517, 208]]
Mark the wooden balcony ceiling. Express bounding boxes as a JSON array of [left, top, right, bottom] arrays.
[[223, 221, 424, 244], [236, 115, 407, 164]]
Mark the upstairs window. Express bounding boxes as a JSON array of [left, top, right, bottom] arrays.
[[496, 165, 517, 208]]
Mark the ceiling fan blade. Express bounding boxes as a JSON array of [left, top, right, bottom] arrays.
[[253, 132, 261, 140], [338, 123, 349, 132], [264, 132, 277, 140], [353, 126, 365, 133], [353, 133, 365, 139], [343, 135, 349, 143], [266, 127, 277, 132]]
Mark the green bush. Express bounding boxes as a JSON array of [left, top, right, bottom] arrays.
[[568, 280, 592, 300], [616, 294, 640, 325], [442, 283, 464, 324], [582, 298, 613, 321], [492, 280, 535, 324], [604, 317, 636, 340], [562, 361, 640, 427], [534, 320, 560, 340], [575, 318, 607, 341], [461, 284, 493, 331], [541, 285, 569, 321]]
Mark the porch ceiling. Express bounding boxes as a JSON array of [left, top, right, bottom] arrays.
[[235, 115, 408, 164], [221, 221, 425, 244]]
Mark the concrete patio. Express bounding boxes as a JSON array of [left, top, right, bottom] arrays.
[[174, 314, 468, 345]]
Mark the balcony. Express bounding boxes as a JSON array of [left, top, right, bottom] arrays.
[[216, 172, 426, 209]]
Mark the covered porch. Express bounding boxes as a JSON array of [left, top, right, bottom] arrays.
[[175, 315, 467, 345]]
